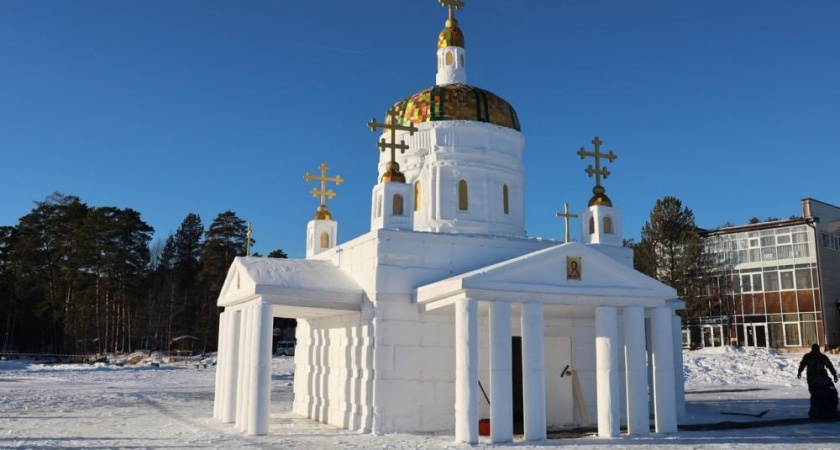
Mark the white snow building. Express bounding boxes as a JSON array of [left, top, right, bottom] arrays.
[[213, 2, 684, 444]]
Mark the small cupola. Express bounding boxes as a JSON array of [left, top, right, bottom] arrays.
[[436, 0, 467, 86], [577, 136, 624, 247], [368, 109, 418, 231], [303, 163, 342, 258]]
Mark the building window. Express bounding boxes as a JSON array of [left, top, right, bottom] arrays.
[[752, 273, 763, 291], [795, 268, 813, 289], [739, 273, 764, 293], [320, 232, 330, 248], [741, 274, 752, 292], [376, 195, 382, 218], [502, 184, 509, 215], [393, 194, 404, 215], [603, 216, 613, 234], [764, 271, 780, 291], [458, 180, 468, 211], [784, 322, 801, 347], [460, 53, 465, 67], [780, 270, 795, 290], [414, 181, 421, 212], [446, 51, 454, 66], [588, 217, 595, 234]]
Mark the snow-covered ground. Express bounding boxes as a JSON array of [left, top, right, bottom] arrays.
[[1, 346, 839, 449]]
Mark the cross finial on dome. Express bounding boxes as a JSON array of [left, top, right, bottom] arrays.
[[440, 0, 464, 27], [368, 108, 419, 183], [555, 203, 579, 243], [304, 163, 344, 219], [578, 136, 618, 207]]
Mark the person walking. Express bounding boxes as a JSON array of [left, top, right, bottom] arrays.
[[797, 344, 838, 384], [798, 344, 839, 420]]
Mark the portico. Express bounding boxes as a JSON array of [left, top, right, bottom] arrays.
[[417, 242, 682, 444]]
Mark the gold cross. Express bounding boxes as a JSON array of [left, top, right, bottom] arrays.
[[440, 0, 464, 23], [246, 222, 252, 256], [367, 107, 418, 180], [577, 136, 617, 187], [304, 163, 344, 206], [555, 203, 578, 243]]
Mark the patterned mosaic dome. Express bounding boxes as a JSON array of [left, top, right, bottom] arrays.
[[386, 84, 521, 131]]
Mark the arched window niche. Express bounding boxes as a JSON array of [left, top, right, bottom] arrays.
[[502, 184, 510, 215], [588, 217, 595, 235], [393, 194, 404, 216], [320, 232, 330, 248], [414, 181, 422, 212], [603, 216, 614, 234], [458, 180, 468, 211]]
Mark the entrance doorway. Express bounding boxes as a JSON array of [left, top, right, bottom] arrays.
[[744, 323, 768, 348], [511, 335, 574, 432], [512, 337, 524, 433]]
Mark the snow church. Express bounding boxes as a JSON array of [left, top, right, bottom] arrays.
[[212, 2, 684, 444]]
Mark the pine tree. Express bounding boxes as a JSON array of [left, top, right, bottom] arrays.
[[0, 226, 19, 353], [267, 249, 288, 259], [636, 196, 708, 320], [198, 211, 250, 349], [12, 193, 89, 352], [169, 214, 204, 345]]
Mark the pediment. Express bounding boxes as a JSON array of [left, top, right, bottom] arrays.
[[417, 242, 678, 308], [217, 257, 364, 314]]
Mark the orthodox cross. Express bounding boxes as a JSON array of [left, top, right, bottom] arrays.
[[577, 136, 617, 187], [304, 162, 344, 207], [555, 203, 578, 243], [367, 107, 418, 178], [440, 0, 465, 23], [245, 222, 252, 256]]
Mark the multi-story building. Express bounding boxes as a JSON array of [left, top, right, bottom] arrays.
[[690, 198, 840, 351]]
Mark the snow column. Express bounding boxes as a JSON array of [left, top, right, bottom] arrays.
[[520, 302, 546, 441], [455, 297, 479, 444], [247, 301, 273, 435], [236, 305, 254, 429], [623, 306, 649, 435], [214, 310, 227, 420], [651, 307, 677, 433], [672, 314, 686, 417], [222, 309, 241, 423], [595, 306, 619, 437], [489, 302, 513, 443]]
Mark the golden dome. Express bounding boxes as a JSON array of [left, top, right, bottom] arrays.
[[587, 186, 613, 207], [313, 204, 333, 220], [386, 84, 521, 131], [438, 24, 464, 49], [381, 161, 406, 183]]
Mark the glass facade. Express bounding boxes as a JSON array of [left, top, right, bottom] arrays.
[[701, 224, 822, 349]]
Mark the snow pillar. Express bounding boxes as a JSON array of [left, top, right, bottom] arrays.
[[455, 297, 479, 444], [672, 313, 686, 417], [222, 309, 241, 423], [489, 302, 513, 443], [651, 307, 677, 433], [236, 305, 254, 430], [595, 305, 619, 438], [247, 301, 273, 436], [521, 302, 546, 441], [645, 317, 655, 418], [214, 310, 227, 420], [623, 306, 649, 435]]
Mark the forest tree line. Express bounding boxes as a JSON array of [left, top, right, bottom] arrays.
[[0, 192, 287, 355]]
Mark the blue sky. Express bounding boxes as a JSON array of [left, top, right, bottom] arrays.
[[2, 0, 838, 259]]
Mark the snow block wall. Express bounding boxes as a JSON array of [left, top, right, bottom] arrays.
[[293, 314, 374, 432], [370, 294, 456, 433]]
